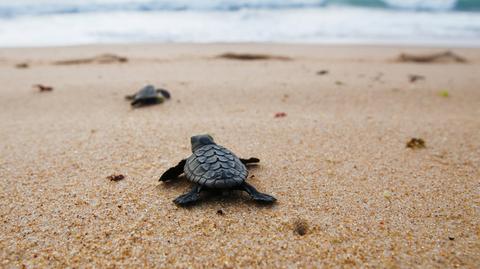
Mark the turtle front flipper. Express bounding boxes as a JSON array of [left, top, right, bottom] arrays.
[[174, 184, 202, 206], [241, 182, 276, 203], [240, 157, 260, 165], [159, 159, 186, 181], [125, 94, 136, 100]]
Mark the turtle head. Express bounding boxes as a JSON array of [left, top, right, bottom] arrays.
[[156, 88, 171, 99], [190, 134, 215, 152]]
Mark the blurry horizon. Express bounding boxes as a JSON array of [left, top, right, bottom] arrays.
[[0, 0, 479, 47]]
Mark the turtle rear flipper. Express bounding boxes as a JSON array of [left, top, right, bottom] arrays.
[[241, 182, 276, 203], [174, 184, 203, 206]]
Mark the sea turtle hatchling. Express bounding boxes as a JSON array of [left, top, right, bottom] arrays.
[[159, 134, 277, 206], [125, 85, 171, 107]]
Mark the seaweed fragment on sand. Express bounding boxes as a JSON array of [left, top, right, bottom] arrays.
[[216, 52, 291, 61], [383, 190, 393, 200], [406, 138, 426, 149], [397, 51, 467, 63], [439, 90, 450, 97], [53, 53, 128, 65]]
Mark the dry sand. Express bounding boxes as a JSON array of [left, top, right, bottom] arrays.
[[0, 44, 479, 268]]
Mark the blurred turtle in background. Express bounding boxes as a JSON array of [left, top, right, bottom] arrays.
[[125, 85, 171, 107]]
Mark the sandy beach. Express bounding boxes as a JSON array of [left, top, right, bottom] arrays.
[[0, 44, 479, 268]]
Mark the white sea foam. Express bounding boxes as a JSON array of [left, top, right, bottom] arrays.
[[383, 0, 457, 10], [0, 0, 473, 14], [0, 1, 479, 47]]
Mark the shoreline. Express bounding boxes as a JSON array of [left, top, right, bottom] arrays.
[[1, 41, 480, 50]]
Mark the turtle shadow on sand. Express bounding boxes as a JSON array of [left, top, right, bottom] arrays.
[[155, 163, 273, 208], [161, 187, 276, 209], [198, 190, 276, 208], [159, 175, 190, 190], [128, 99, 165, 109], [158, 164, 271, 208]]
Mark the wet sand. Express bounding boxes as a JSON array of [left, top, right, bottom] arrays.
[[0, 44, 479, 268]]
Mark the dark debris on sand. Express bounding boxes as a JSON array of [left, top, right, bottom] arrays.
[[317, 70, 329, 75], [409, 74, 425, 83], [406, 138, 426, 149], [216, 52, 291, 61], [107, 174, 125, 181], [15, 63, 29, 69], [33, 84, 53, 92], [275, 112, 287, 118]]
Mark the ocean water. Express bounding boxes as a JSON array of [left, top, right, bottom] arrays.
[[0, 0, 479, 47]]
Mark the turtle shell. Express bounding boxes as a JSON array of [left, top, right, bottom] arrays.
[[184, 144, 247, 188], [134, 85, 158, 101]]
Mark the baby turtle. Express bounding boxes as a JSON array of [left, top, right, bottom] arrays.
[[159, 134, 277, 206], [125, 85, 170, 107]]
